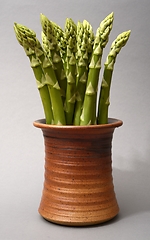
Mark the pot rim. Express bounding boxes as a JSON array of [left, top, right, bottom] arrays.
[[33, 118, 123, 130]]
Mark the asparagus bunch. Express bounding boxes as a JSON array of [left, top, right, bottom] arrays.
[[14, 13, 131, 126], [97, 30, 131, 124]]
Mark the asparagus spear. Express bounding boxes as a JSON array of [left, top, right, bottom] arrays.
[[14, 23, 54, 124], [40, 14, 67, 101], [73, 21, 89, 125], [51, 21, 66, 59], [64, 18, 77, 124], [14, 23, 66, 125], [41, 31, 52, 61], [80, 12, 114, 125], [83, 20, 95, 64], [97, 30, 131, 124], [51, 21, 68, 73], [41, 31, 66, 103]]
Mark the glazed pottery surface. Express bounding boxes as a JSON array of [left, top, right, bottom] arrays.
[[33, 118, 123, 226]]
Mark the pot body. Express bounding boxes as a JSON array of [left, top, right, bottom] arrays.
[[34, 118, 123, 226]]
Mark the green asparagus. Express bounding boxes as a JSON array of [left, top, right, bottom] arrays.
[[73, 21, 89, 125], [40, 14, 67, 101], [83, 20, 95, 64], [14, 23, 66, 125], [97, 30, 131, 124], [14, 13, 131, 126], [51, 21, 66, 59], [80, 12, 114, 125], [14, 23, 54, 124], [64, 18, 77, 124]]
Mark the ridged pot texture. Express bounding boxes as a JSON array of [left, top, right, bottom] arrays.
[[33, 118, 123, 226]]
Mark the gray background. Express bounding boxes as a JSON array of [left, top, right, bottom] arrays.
[[1, 0, 150, 239]]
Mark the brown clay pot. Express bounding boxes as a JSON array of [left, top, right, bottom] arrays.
[[33, 118, 123, 226]]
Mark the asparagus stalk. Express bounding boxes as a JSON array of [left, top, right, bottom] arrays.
[[14, 23, 54, 124], [97, 30, 131, 124], [14, 23, 66, 125], [80, 12, 114, 125], [34, 40, 66, 126], [40, 14, 67, 101], [64, 18, 77, 124], [73, 21, 89, 125], [41, 31, 66, 103]]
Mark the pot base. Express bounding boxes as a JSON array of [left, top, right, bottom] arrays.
[[39, 207, 119, 226]]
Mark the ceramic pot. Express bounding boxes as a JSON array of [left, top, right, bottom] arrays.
[[33, 118, 123, 226]]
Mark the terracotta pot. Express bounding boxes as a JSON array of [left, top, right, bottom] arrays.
[[33, 118, 123, 226]]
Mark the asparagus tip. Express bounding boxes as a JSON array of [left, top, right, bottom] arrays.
[[40, 13, 48, 25]]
